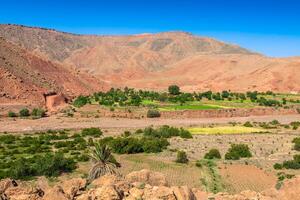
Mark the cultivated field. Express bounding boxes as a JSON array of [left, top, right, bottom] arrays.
[[1, 117, 300, 194]]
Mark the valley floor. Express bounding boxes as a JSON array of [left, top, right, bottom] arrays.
[[1, 114, 300, 133]]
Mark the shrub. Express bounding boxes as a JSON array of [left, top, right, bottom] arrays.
[[179, 129, 193, 139], [81, 128, 103, 137], [8, 153, 76, 179], [270, 120, 280, 125], [76, 154, 90, 162], [282, 160, 300, 169], [147, 109, 161, 118], [168, 85, 180, 95], [33, 153, 76, 177], [142, 138, 168, 153], [9, 158, 33, 180], [225, 144, 252, 160], [100, 136, 169, 154], [143, 126, 192, 139], [243, 121, 253, 127], [8, 111, 17, 117], [273, 163, 283, 170], [292, 137, 300, 151], [110, 137, 144, 154], [31, 108, 46, 118], [175, 151, 188, 163], [204, 149, 221, 159], [19, 108, 30, 117], [73, 95, 89, 108]]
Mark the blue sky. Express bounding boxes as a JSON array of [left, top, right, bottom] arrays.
[[1, 0, 300, 57]]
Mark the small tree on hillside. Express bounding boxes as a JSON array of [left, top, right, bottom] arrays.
[[19, 108, 30, 117], [168, 85, 180, 95]]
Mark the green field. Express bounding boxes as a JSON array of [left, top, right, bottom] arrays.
[[188, 126, 266, 135], [141, 100, 230, 111], [158, 104, 225, 111]]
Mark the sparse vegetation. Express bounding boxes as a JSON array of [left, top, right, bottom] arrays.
[[73, 95, 90, 108], [243, 121, 253, 127], [19, 108, 30, 117], [31, 108, 46, 118], [225, 144, 252, 160], [8, 111, 17, 117], [204, 149, 221, 159], [3, 153, 76, 180], [175, 150, 188, 163], [147, 109, 161, 118], [195, 159, 223, 193], [292, 137, 300, 151]]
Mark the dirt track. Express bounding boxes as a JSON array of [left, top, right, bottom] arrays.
[[1, 114, 300, 133]]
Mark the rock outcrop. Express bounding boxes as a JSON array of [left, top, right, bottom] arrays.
[[1, 169, 300, 200]]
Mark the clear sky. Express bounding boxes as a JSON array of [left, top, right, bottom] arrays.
[[1, 0, 300, 57]]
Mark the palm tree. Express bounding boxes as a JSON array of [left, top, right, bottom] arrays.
[[87, 143, 121, 184]]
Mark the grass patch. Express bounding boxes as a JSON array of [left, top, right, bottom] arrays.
[[196, 159, 224, 193], [188, 126, 266, 135], [158, 103, 225, 111]]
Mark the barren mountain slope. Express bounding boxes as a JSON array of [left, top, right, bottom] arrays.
[[0, 24, 255, 77], [0, 37, 104, 106], [0, 24, 300, 94], [116, 54, 300, 92]]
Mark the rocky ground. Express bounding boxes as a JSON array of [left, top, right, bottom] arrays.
[[0, 169, 299, 200], [1, 114, 300, 133]]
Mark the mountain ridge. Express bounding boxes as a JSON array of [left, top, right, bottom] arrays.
[[0, 24, 300, 106]]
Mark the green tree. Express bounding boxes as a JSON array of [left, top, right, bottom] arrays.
[[225, 144, 252, 160], [19, 108, 30, 117], [168, 85, 180, 95], [73, 95, 89, 108], [8, 111, 17, 117], [204, 149, 221, 159]]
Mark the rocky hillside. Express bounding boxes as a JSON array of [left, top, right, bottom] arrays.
[[0, 36, 105, 106], [1, 24, 300, 107], [0, 169, 299, 200]]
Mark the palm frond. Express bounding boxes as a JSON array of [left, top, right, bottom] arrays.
[[87, 143, 120, 183]]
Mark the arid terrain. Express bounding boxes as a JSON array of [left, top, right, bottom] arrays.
[[1, 24, 300, 108], [2, 24, 300, 200]]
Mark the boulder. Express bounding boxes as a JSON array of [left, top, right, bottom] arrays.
[[172, 186, 196, 200], [0, 179, 18, 193], [191, 188, 209, 200], [43, 186, 69, 200], [92, 185, 122, 200], [61, 178, 86, 199], [125, 169, 168, 186], [143, 186, 176, 200], [91, 175, 131, 195], [5, 186, 43, 200], [127, 187, 144, 199]]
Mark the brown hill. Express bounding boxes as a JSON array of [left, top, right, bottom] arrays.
[[0, 24, 300, 107], [0, 36, 105, 106]]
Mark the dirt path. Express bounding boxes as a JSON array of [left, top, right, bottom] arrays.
[[1, 114, 300, 133]]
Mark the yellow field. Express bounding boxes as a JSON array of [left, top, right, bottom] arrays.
[[188, 126, 266, 135]]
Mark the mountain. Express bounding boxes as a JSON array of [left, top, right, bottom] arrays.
[[0, 24, 300, 106], [0, 36, 105, 106]]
